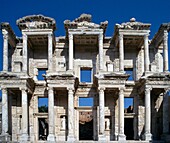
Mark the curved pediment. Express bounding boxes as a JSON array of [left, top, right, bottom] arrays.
[[16, 14, 56, 30]]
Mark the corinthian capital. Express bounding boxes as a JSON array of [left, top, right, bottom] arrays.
[[69, 33, 73, 40]]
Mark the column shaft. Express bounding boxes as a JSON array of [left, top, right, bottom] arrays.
[[99, 88, 105, 134], [144, 87, 152, 140], [2, 30, 8, 71], [118, 88, 126, 140], [144, 35, 150, 72], [98, 33, 103, 71], [22, 33, 28, 73], [47, 87, 55, 141], [1, 88, 8, 134], [48, 34, 53, 72], [67, 89, 75, 141], [69, 34, 73, 70], [163, 31, 169, 72], [119, 34, 124, 72]]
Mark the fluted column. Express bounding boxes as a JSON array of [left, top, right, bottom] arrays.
[[67, 88, 75, 141], [144, 34, 150, 72], [118, 87, 126, 140], [119, 34, 124, 72], [48, 33, 53, 72], [144, 87, 152, 141], [98, 32, 104, 71], [2, 30, 8, 72], [69, 34, 73, 70], [163, 31, 169, 72], [22, 33, 28, 73], [163, 88, 169, 134], [47, 87, 56, 141], [20, 88, 29, 141]]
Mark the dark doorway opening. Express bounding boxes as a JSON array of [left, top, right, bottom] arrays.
[[38, 118, 48, 140], [79, 119, 93, 140], [124, 118, 134, 140]]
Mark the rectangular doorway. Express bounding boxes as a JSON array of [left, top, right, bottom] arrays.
[[38, 118, 48, 141], [124, 118, 134, 140], [79, 111, 93, 140]]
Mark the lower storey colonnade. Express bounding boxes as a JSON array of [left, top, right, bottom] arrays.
[[0, 86, 169, 142]]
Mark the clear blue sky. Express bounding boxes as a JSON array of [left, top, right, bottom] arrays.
[[0, 0, 170, 107]]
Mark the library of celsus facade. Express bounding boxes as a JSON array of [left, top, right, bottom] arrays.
[[0, 14, 170, 142]]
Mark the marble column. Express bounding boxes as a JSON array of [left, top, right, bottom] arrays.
[[163, 88, 169, 134], [48, 33, 53, 72], [22, 33, 28, 73], [67, 88, 75, 141], [98, 88, 106, 141], [69, 34, 73, 70], [163, 31, 169, 72], [2, 30, 8, 72], [118, 87, 126, 140], [47, 87, 56, 141], [20, 88, 29, 141], [98, 32, 104, 71], [144, 34, 150, 72], [0, 88, 11, 141], [144, 87, 152, 141], [119, 34, 124, 72]]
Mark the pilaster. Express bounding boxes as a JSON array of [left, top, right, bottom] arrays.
[[144, 87, 152, 141], [118, 87, 126, 141], [47, 87, 56, 142]]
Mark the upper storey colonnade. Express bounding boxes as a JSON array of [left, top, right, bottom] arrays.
[[1, 14, 170, 77]]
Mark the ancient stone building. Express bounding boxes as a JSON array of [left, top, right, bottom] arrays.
[[0, 14, 170, 142]]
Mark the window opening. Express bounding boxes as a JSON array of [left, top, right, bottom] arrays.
[[79, 97, 93, 107], [124, 97, 134, 113], [37, 69, 47, 80], [125, 68, 134, 81], [80, 68, 92, 83], [38, 97, 48, 113]]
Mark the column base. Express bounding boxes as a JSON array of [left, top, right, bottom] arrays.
[[0, 133, 11, 142], [98, 134, 106, 141], [67, 135, 75, 142], [118, 134, 126, 141], [47, 134, 56, 142], [20, 133, 29, 141], [143, 133, 152, 141]]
